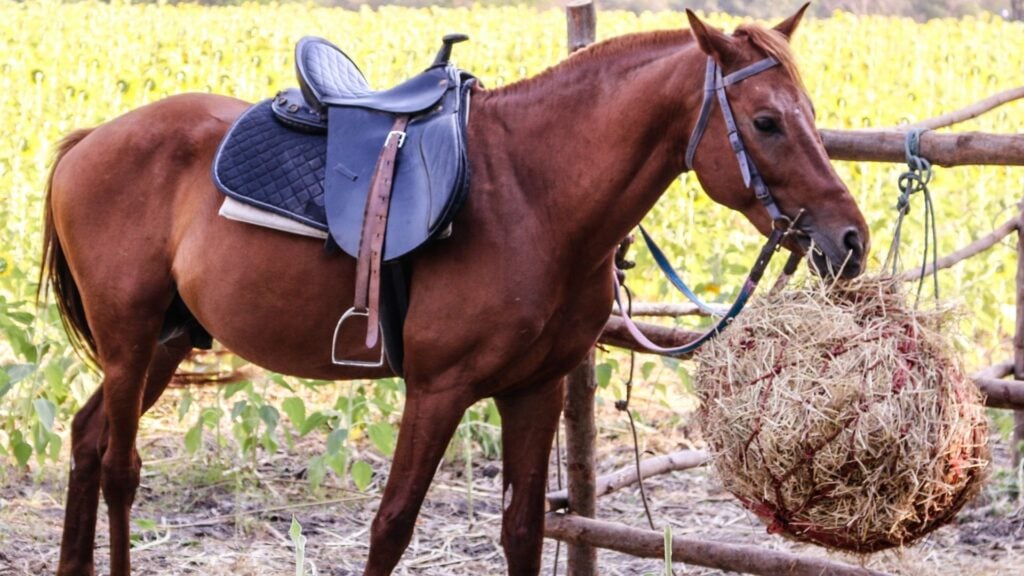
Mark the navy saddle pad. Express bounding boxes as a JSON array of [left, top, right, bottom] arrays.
[[213, 54, 475, 262]]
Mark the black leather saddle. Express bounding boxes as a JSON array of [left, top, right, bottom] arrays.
[[214, 34, 476, 262], [213, 35, 477, 374]]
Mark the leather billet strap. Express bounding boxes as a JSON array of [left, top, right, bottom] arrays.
[[683, 56, 784, 223], [353, 115, 411, 349]]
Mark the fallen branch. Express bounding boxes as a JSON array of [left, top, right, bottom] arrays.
[[821, 130, 1024, 166], [547, 449, 709, 511], [544, 514, 889, 576], [899, 215, 1019, 281], [611, 301, 708, 317], [599, 316, 701, 357], [907, 86, 1024, 131]]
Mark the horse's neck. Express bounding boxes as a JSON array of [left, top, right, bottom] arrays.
[[472, 41, 704, 266]]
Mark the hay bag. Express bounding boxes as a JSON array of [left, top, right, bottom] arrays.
[[695, 275, 988, 552]]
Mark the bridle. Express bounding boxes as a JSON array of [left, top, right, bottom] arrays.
[[686, 55, 788, 226], [615, 55, 805, 356]]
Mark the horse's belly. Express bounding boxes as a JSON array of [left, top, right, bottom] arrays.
[[174, 191, 393, 381]]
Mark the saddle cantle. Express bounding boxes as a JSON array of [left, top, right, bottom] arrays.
[[213, 34, 477, 373]]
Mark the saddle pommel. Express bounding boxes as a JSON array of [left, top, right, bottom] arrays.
[[432, 34, 470, 67]]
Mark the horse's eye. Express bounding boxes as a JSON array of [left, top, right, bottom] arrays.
[[753, 117, 780, 134]]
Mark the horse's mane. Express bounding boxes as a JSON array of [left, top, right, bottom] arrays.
[[489, 30, 690, 96], [489, 23, 805, 97], [734, 24, 805, 91]]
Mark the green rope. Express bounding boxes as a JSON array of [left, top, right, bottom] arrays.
[[884, 128, 939, 304]]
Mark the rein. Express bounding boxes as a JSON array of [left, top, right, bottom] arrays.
[[616, 55, 803, 357]]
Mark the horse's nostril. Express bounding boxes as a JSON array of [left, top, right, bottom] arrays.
[[843, 228, 864, 259]]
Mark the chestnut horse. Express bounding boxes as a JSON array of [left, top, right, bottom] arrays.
[[41, 7, 867, 575]]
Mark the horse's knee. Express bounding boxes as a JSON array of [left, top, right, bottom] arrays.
[[501, 518, 544, 575], [100, 453, 141, 508]]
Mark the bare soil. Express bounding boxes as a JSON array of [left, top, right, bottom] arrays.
[[2, 385, 1023, 576]]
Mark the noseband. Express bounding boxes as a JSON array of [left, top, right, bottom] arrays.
[[615, 56, 805, 357], [685, 56, 787, 225]]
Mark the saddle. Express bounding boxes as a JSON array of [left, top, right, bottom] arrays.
[[213, 35, 476, 373]]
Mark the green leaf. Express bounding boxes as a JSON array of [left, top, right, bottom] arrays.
[[282, 397, 306, 428], [326, 428, 348, 456], [47, 432, 62, 461], [641, 361, 656, 380], [300, 411, 328, 436], [135, 518, 158, 531], [326, 450, 347, 477], [351, 460, 372, 491], [290, 516, 306, 576], [200, 406, 223, 427], [367, 422, 395, 456], [184, 422, 203, 454], [223, 380, 251, 399], [0, 375, 11, 401], [5, 363, 35, 385], [260, 405, 280, 432], [595, 363, 613, 388], [307, 455, 327, 490], [177, 390, 193, 422], [34, 398, 56, 432], [13, 441, 32, 467]]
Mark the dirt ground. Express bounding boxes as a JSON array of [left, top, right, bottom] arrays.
[[2, 384, 1023, 576]]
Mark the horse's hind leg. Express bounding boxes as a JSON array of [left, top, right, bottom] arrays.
[[57, 332, 192, 576], [493, 379, 565, 575]]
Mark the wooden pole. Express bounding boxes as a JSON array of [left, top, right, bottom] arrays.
[[1013, 202, 1024, 469], [821, 130, 1024, 166], [562, 2, 598, 574], [544, 514, 890, 576]]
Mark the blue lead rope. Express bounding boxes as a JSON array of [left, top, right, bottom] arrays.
[[637, 225, 727, 317], [615, 225, 791, 357]]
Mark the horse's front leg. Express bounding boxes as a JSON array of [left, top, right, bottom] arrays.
[[494, 378, 565, 575], [364, 385, 473, 575]]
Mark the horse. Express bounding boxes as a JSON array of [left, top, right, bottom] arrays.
[[40, 6, 868, 575]]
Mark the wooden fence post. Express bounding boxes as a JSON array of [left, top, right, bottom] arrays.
[[1013, 201, 1024, 469], [562, 3, 598, 575]]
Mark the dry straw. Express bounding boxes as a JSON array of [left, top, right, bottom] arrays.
[[695, 275, 989, 552]]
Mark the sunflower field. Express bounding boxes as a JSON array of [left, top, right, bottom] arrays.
[[1, 0, 1024, 482]]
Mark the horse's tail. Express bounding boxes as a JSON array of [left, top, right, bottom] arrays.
[[38, 128, 100, 370]]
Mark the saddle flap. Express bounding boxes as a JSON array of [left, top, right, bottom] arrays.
[[323, 93, 468, 261]]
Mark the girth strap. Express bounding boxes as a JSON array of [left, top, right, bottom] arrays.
[[353, 115, 410, 349]]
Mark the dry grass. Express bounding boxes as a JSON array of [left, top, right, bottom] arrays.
[[696, 275, 990, 552]]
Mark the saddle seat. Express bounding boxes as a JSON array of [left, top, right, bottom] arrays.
[[296, 35, 464, 115]]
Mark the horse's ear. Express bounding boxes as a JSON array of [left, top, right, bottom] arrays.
[[686, 10, 741, 67], [773, 2, 810, 40]]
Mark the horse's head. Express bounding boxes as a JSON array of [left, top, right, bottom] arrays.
[[684, 5, 869, 278]]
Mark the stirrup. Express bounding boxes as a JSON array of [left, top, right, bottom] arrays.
[[331, 307, 385, 368]]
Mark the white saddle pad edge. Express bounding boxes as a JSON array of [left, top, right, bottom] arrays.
[[219, 197, 329, 240]]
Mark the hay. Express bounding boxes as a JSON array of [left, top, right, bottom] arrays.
[[695, 275, 989, 553]]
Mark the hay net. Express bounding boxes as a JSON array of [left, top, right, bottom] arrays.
[[695, 275, 989, 552]]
